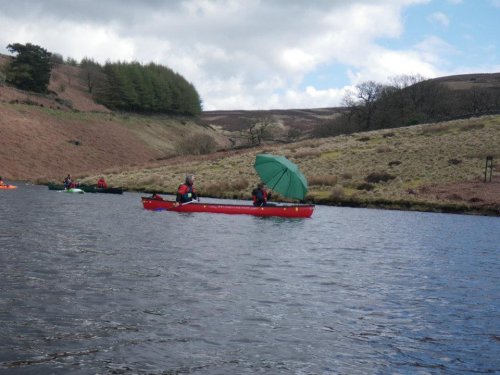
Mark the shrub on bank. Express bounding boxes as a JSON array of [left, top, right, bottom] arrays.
[[308, 174, 338, 186], [176, 133, 217, 155], [365, 171, 396, 183]]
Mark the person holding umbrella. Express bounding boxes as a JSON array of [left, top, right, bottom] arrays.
[[253, 154, 308, 202], [252, 182, 275, 206]]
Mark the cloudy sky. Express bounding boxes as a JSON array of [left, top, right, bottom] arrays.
[[0, 0, 498, 110]]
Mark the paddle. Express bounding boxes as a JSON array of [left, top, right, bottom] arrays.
[[165, 200, 197, 211]]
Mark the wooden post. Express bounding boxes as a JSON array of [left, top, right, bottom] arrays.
[[484, 156, 493, 182]]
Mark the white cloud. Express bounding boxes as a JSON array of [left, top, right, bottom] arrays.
[[415, 36, 457, 59], [0, 0, 492, 110], [0, 16, 136, 63], [428, 12, 450, 27]]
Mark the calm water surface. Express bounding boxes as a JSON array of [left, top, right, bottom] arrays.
[[0, 184, 499, 374]]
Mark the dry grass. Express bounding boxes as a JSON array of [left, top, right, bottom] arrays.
[[81, 115, 500, 212], [292, 148, 323, 158], [420, 124, 451, 135], [308, 174, 338, 186], [459, 123, 485, 132], [330, 186, 345, 200], [376, 145, 393, 153]]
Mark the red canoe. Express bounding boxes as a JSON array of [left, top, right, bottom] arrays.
[[141, 197, 314, 218]]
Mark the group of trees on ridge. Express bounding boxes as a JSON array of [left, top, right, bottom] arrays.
[[313, 74, 500, 138], [96, 61, 201, 115], [4, 43, 52, 92], [231, 72, 500, 146], [1, 42, 202, 116]]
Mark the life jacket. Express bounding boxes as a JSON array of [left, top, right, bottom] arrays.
[[252, 188, 268, 205], [97, 179, 108, 189], [177, 183, 196, 202]]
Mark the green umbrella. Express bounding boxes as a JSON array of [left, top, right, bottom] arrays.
[[254, 154, 308, 200]]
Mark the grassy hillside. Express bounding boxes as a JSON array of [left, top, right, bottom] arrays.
[[0, 103, 227, 180], [1, 54, 228, 180], [2, 54, 499, 214], [81, 115, 500, 216]]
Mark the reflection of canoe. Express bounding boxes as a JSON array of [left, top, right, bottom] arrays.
[[64, 188, 84, 194], [0, 185, 17, 190], [141, 197, 314, 218], [48, 183, 123, 194]]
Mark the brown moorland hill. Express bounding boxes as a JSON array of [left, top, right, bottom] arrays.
[[0, 104, 156, 180], [0, 103, 228, 181], [0, 55, 228, 181], [433, 72, 500, 91], [201, 107, 343, 134]]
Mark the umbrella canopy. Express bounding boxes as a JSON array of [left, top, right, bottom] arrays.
[[254, 154, 308, 200]]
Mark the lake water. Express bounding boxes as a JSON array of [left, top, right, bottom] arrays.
[[1, 184, 499, 374]]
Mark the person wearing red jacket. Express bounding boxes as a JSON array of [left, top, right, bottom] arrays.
[[252, 182, 275, 206], [176, 174, 199, 203], [97, 177, 108, 189]]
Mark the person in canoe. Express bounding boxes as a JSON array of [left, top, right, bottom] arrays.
[[151, 192, 163, 200], [176, 174, 199, 204], [97, 177, 108, 189], [63, 174, 72, 189], [0, 176, 4, 186], [252, 182, 276, 206]]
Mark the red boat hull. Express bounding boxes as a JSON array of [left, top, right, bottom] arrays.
[[141, 197, 314, 218]]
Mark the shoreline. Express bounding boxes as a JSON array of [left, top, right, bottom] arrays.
[[9, 177, 500, 218], [42, 181, 500, 217], [310, 196, 500, 217]]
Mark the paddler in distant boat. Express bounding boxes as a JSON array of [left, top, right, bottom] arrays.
[[252, 182, 276, 206], [63, 174, 72, 189], [0, 176, 5, 186], [176, 174, 199, 204], [97, 177, 108, 189], [151, 192, 163, 200]]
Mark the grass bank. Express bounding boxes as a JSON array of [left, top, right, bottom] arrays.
[[80, 115, 500, 216]]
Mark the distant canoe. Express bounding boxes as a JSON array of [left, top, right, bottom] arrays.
[[48, 183, 123, 194], [64, 188, 84, 194], [0, 185, 17, 190], [142, 197, 314, 218]]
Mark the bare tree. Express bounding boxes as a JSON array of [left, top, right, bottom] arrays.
[[240, 116, 277, 146], [389, 74, 425, 90], [80, 57, 103, 94], [343, 81, 385, 130], [464, 86, 494, 115]]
